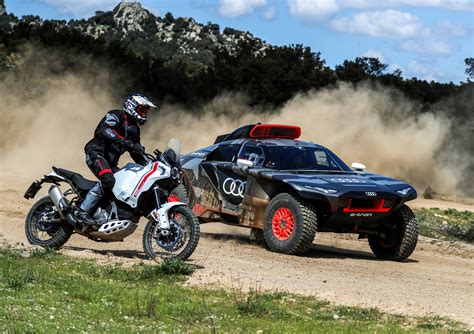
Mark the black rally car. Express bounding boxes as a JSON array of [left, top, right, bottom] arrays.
[[171, 124, 418, 261]]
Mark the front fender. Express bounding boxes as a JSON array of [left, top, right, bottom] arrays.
[[160, 201, 187, 211], [149, 201, 188, 229]]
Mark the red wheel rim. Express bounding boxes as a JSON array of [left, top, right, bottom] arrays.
[[272, 207, 295, 241], [378, 225, 399, 248], [168, 194, 180, 202], [379, 239, 396, 248]]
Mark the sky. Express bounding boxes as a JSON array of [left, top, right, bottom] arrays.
[[5, 0, 474, 83]]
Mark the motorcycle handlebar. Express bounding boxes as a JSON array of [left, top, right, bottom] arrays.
[[143, 148, 180, 170], [144, 152, 156, 162]]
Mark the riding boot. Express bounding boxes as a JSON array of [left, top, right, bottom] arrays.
[[76, 182, 104, 226]]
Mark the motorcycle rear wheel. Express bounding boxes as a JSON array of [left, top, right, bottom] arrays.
[[142, 206, 200, 261], [25, 196, 73, 249]]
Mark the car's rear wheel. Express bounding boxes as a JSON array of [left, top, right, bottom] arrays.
[[263, 193, 317, 255], [168, 184, 189, 204], [368, 205, 418, 261]]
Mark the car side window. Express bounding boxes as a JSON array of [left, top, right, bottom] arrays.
[[207, 144, 241, 162], [314, 150, 329, 167], [313, 149, 339, 169], [238, 144, 265, 166]]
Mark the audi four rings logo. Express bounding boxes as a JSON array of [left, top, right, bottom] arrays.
[[365, 192, 377, 196], [223, 178, 246, 198]]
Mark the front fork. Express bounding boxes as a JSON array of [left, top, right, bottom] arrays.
[[149, 187, 171, 231]]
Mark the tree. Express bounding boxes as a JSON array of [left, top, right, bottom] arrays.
[[465, 58, 474, 81], [335, 57, 387, 82]]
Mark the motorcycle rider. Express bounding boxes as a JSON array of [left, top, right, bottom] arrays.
[[75, 93, 158, 225]]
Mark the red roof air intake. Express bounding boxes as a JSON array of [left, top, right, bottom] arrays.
[[249, 124, 301, 139]]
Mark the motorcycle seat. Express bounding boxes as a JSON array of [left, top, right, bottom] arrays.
[[52, 167, 97, 191]]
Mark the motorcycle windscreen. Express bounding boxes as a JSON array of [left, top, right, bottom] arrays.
[[215, 169, 247, 206], [163, 138, 181, 167]]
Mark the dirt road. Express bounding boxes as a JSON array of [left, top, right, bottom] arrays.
[[1, 174, 473, 326]]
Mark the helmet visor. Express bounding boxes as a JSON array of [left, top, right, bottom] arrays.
[[136, 104, 150, 118]]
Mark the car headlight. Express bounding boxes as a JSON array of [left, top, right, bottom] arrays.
[[396, 187, 412, 196], [304, 185, 338, 194]]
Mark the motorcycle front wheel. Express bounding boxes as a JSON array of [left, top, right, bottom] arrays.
[[142, 206, 200, 261], [25, 196, 73, 249]]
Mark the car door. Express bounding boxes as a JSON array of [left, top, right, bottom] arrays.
[[199, 141, 248, 210]]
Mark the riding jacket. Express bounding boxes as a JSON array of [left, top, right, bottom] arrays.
[[84, 109, 147, 169]]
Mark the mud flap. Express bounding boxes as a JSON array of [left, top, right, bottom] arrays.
[[24, 172, 65, 199], [24, 180, 43, 199]]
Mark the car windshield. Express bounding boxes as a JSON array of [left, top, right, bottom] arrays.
[[263, 145, 352, 172]]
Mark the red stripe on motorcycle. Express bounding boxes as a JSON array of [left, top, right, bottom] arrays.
[[133, 162, 159, 197], [98, 169, 113, 176]]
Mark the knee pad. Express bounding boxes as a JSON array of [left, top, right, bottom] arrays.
[[100, 174, 116, 193]]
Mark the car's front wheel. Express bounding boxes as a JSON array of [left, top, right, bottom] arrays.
[[263, 193, 318, 255], [368, 204, 418, 261], [168, 184, 189, 204]]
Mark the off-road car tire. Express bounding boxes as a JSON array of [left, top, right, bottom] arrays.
[[263, 193, 317, 255], [368, 204, 418, 261], [168, 184, 189, 204], [25, 196, 73, 249]]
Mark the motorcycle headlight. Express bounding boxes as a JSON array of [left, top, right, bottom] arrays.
[[396, 187, 412, 196], [171, 167, 179, 180], [304, 185, 338, 194]]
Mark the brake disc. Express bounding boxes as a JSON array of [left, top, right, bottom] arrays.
[[36, 209, 60, 235], [155, 221, 183, 251]]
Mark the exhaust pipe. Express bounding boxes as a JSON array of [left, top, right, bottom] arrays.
[[48, 185, 69, 218], [49, 185, 77, 226]]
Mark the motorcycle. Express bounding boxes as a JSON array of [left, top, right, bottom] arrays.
[[23, 138, 200, 261]]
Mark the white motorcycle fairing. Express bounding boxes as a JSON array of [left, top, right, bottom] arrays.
[[112, 161, 171, 208]]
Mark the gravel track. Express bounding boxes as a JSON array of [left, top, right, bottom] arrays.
[[1, 175, 473, 326]]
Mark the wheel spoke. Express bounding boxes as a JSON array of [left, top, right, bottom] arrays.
[[148, 208, 193, 259], [272, 207, 295, 241], [30, 203, 62, 241]]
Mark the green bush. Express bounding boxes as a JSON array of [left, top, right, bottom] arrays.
[[160, 259, 193, 275], [415, 208, 474, 243]]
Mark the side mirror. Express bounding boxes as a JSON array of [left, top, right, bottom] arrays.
[[351, 162, 366, 172], [237, 158, 254, 168]]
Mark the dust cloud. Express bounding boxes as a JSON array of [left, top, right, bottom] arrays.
[[274, 85, 460, 194], [0, 46, 118, 179], [145, 85, 466, 196], [0, 46, 470, 196]]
